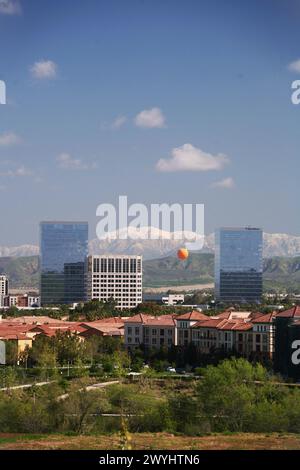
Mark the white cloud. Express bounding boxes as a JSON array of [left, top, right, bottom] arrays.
[[156, 143, 229, 172], [211, 176, 235, 189], [0, 132, 21, 146], [111, 115, 127, 129], [135, 107, 166, 128], [56, 152, 97, 171], [0, 165, 33, 177], [0, 0, 21, 15], [288, 59, 300, 73], [30, 60, 57, 79]]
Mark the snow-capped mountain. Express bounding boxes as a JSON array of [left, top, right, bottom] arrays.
[[0, 244, 39, 258], [89, 228, 300, 259], [2, 228, 300, 260]]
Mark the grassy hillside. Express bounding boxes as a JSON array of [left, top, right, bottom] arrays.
[[143, 252, 214, 287], [1, 253, 300, 291], [0, 256, 39, 288]]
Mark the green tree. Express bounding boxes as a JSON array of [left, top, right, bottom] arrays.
[[196, 358, 270, 432]]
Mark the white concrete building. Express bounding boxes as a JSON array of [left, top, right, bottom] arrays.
[[162, 294, 185, 306], [87, 255, 142, 310], [0, 275, 8, 297]]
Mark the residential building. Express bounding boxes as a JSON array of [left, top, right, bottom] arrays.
[[215, 227, 263, 304], [124, 313, 177, 348], [176, 310, 209, 346], [87, 255, 142, 310], [40, 221, 88, 305], [191, 318, 225, 352], [251, 312, 276, 356]]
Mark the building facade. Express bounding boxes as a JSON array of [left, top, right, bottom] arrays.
[[0, 275, 8, 308], [40, 222, 88, 305], [87, 255, 142, 310], [176, 310, 209, 346], [215, 227, 263, 304], [124, 313, 177, 348]]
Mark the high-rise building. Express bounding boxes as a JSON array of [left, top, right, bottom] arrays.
[[87, 255, 142, 310], [40, 222, 88, 305], [0, 275, 8, 297], [0, 275, 9, 307], [215, 227, 263, 304]]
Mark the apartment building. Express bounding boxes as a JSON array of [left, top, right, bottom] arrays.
[[124, 313, 177, 348], [123, 309, 276, 358], [176, 310, 209, 346], [252, 312, 276, 356], [190, 311, 274, 357], [87, 255, 142, 310]]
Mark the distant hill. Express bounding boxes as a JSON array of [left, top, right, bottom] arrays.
[[143, 253, 214, 287], [144, 254, 300, 291], [2, 253, 300, 292], [0, 256, 39, 289]]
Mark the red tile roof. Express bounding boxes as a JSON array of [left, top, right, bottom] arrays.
[[124, 313, 151, 324], [214, 311, 233, 319], [124, 313, 176, 327], [176, 310, 208, 321], [0, 331, 32, 340], [80, 325, 124, 337], [192, 318, 253, 331], [192, 318, 227, 329], [3, 316, 66, 325], [85, 317, 127, 325], [252, 312, 277, 324], [276, 306, 300, 318]]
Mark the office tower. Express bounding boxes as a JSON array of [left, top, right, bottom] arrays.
[[87, 255, 142, 310], [0, 275, 8, 297], [40, 222, 88, 305], [0, 274, 9, 307], [215, 227, 263, 304]]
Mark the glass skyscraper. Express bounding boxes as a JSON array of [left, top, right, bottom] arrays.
[[40, 222, 88, 305], [215, 227, 263, 304]]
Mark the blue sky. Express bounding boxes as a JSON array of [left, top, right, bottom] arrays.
[[0, 0, 300, 244]]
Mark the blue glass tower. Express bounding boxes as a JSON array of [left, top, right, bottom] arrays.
[[215, 227, 263, 304], [40, 222, 88, 305]]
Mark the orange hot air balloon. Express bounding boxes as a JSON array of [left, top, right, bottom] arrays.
[[177, 248, 189, 260]]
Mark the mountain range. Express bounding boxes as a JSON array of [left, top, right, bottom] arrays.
[[3, 252, 300, 291], [2, 227, 300, 260]]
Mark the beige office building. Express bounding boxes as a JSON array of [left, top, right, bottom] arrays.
[[87, 255, 142, 310]]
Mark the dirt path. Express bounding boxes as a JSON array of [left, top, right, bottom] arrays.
[[144, 283, 214, 293], [1, 433, 300, 450]]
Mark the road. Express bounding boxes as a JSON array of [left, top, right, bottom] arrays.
[[0, 380, 56, 392], [57, 380, 120, 401]]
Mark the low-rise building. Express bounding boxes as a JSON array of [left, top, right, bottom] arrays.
[[161, 294, 185, 306], [124, 313, 177, 348], [176, 310, 209, 346], [251, 312, 276, 357]]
